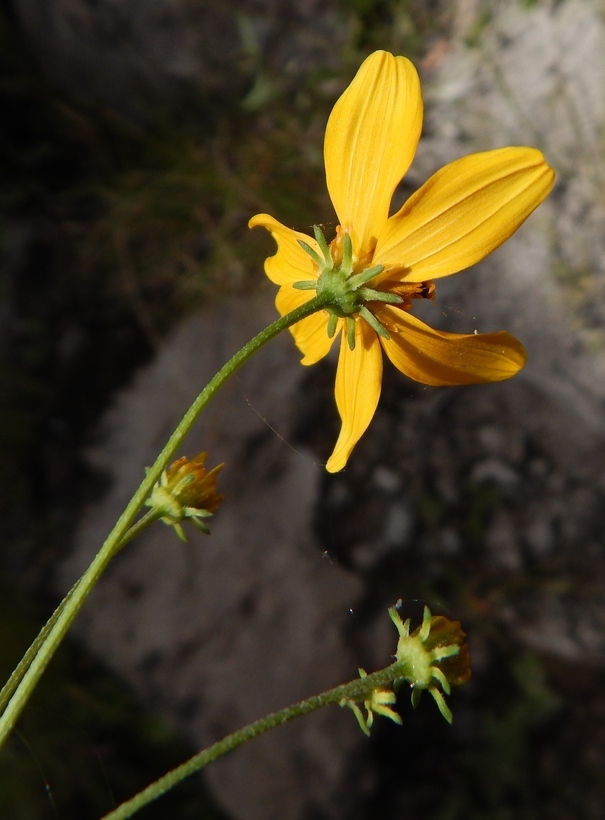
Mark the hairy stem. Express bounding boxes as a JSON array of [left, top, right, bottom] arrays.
[[0, 294, 328, 749], [102, 661, 406, 819]]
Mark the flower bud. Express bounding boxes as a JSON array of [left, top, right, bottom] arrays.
[[389, 604, 471, 723], [146, 452, 224, 541], [340, 668, 402, 736]]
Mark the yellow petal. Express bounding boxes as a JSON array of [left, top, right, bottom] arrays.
[[324, 51, 423, 258], [276, 286, 336, 365], [374, 147, 555, 281], [249, 213, 319, 285], [377, 305, 526, 385], [326, 320, 383, 472]]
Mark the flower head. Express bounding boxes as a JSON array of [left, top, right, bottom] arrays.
[[146, 452, 224, 540], [249, 50, 555, 471], [389, 604, 471, 724]]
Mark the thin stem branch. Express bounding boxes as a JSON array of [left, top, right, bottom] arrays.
[[0, 294, 329, 749], [0, 510, 160, 717], [102, 662, 405, 820]]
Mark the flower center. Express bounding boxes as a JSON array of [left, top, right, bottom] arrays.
[[293, 225, 434, 350]]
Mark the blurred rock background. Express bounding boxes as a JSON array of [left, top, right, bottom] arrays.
[[1, 0, 605, 818]]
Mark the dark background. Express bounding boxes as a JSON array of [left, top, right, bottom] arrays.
[[1, 1, 604, 818]]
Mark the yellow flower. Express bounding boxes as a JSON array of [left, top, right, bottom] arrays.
[[249, 50, 555, 472]]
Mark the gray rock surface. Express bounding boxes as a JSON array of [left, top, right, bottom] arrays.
[[417, 0, 605, 667]]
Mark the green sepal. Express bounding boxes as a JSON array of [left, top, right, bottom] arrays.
[[358, 288, 402, 305], [429, 687, 453, 724], [312, 225, 332, 265], [340, 231, 354, 276], [297, 240, 325, 270], [347, 265, 384, 290], [327, 313, 339, 338], [173, 523, 187, 542], [343, 700, 371, 737], [346, 317, 356, 351], [189, 517, 212, 535], [358, 306, 390, 340], [411, 687, 422, 709]]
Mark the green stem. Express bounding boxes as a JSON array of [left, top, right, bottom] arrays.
[[0, 294, 328, 749], [0, 510, 160, 722], [102, 661, 405, 820]]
